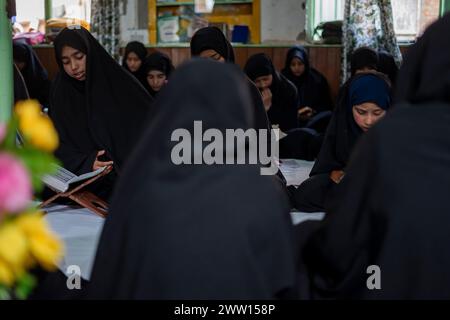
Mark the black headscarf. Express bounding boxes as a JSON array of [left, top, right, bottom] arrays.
[[88, 60, 296, 299], [13, 40, 51, 108], [121, 41, 148, 87], [304, 14, 450, 299], [282, 46, 333, 113], [350, 47, 379, 76], [395, 13, 450, 105], [190, 27, 269, 131], [141, 51, 174, 97], [190, 26, 235, 62], [244, 53, 298, 131], [49, 27, 153, 175], [311, 72, 391, 175], [377, 50, 399, 87]]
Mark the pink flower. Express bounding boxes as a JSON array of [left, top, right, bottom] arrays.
[[0, 153, 32, 213]]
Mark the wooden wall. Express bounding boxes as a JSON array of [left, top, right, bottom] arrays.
[[34, 45, 409, 103]]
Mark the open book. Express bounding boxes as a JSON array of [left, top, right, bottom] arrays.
[[42, 164, 108, 193]]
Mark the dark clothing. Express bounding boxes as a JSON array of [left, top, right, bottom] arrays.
[[122, 41, 148, 88], [190, 27, 270, 132], [282, 46, 333, 115], [13, 41, 51, 108], [49, 27, 153, 199], [291, 73, 391, 212], [303, 14, 450, 299], [244, 53, 299, 132], [88, 60, 296, 299]]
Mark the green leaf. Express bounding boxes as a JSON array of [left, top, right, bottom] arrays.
[[1, 117, 20, 151], [14, 273, 37, 300], [0, 285, 11, 300], [12, 147, 60, 192]]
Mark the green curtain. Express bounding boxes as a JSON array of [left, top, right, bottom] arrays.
[[441, 0, 450, 16], [90, 0, 122, 61], [342, 0, 402, 82]]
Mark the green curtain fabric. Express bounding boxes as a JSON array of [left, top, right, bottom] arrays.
[[342, 0, 402, 82], [441, 0, 450, 16], [90, 0, 122, 60]]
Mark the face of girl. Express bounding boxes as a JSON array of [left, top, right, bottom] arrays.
[[126, 52, 143, 72], [290, 57, 305, 77], [61, 45, 87, 81], [199, 49, 225, 63], [147, 70, 167, 92], [352, 102, 386, 132], [254, 74, 273, 91]]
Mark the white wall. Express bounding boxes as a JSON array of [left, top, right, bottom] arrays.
[[120, 0, 149, 45], [261, 0, 306, 42]]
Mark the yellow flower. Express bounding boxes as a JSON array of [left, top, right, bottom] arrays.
[[0, 258, 14, 286], [15, 100, 41, 123], [16, 213, 64, 271], [22, 117, 59, 152], [15, 100, 59, 152], [0, 223, 28, 269]]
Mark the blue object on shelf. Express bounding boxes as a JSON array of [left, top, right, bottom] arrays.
[[232, 25, 249, 43]]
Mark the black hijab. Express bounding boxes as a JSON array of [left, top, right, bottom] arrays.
[[142, 51, 174, 97], [377, 50, 399, 87], [122, 41, 148, 87], [304, 14, 450, 299], [13, 40, 51, 108], [281, 46, 333, 113], [190, 27, 270, 131], [190, 26, 235, 62], [49, 27, 153, 175], [395, 13, 450, 105], [350, 47, 379, 76], [88, 60, 296, 299], [311, 72, 391, 175], [244, 53, 298, 131]]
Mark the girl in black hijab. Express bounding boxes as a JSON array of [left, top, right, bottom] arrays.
[[49, 27, 153, 198], [88, 59, 296, 299], [304, 14, 450, 299], [122, 41, 148, 87], [190, 27, 270, 132], [142, 51, 174, 98], [291, 72, 391, 212], [13, 40, 51, 109], [244, 53, 299, 132], [377, 50, 399, 88], [282, 46, 333, 129], [350, 47, 379, 76]]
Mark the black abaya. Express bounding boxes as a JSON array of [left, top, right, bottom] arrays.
[[304, 14, 450, 299], [49, 27, 153, 175], [87, 60, 296, 299]]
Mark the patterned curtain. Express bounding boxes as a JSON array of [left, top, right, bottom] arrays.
[[342, 0, 402, 82], [90, 0, 122, 61]]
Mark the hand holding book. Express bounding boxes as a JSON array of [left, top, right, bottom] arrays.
[[93, 150, 113, 171]]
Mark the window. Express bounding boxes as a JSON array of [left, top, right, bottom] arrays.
[[306, 0, 441, 43], [14, 0, 91, 32], [306, 0, 344, 41]]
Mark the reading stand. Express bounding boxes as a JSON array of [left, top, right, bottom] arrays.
[[39, 165, 113, 218]]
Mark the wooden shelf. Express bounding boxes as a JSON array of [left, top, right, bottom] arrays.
[[148, 0, 260, 44]]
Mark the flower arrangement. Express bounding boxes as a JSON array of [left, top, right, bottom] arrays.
[[0, 100, 63, 300]]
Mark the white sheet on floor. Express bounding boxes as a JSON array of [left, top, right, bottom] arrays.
[[43, 204, 105, 281]]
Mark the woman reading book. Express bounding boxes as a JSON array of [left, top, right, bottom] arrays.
[[49, 26, 154, 198]]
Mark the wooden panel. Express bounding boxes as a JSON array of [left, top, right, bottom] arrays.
[[271, 47, 290, 71], [234, 47, 249, 69], [34, 47, 59, 80]]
